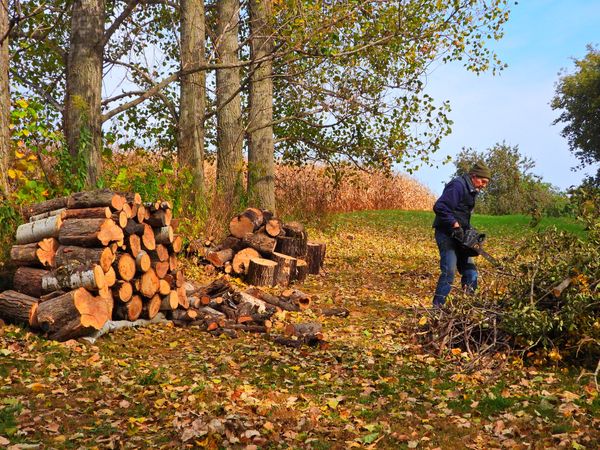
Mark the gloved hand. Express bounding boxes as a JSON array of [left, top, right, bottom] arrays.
[[451, 227, 465, 242]]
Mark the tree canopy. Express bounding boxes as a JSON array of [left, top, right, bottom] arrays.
[[552, 45, 600, 187]]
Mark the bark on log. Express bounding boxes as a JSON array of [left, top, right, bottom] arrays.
[[216, 235, 244, 253], [229, 208, 264, 238], [232, 248, 260, 274], [282, 288, 311, 309], [284, 322, 323, 339], [67, 189, 126, 211], [13, 267, 50, 298], [305, 242, 326, 275], [271, 252, 297, 287], [244, 286, 299, 311], [23, 196, 68, 221], [28, 208, 66, 222], [42, 264, 106, 292], [171, 308, 198, 321], [123, 219, 145, 236], [114, 295, 143, 321], [64, 207, 112, 220], [0, 290, 39, 326], [193, 278, 231, 298], [145, 208, 172, 227], [10, 238, 58, 268], [206, 248, 234, 267], [283, 221, 306, 238], [295, 260, 308, 283], [275, 235, 307, 258], [154, 226, 174, 245], [36, 287, 111, 341], [16, 215, 62, 245], [55, 245, 114, 272], [121, 192, 142, 205], [59, 218, 123, 247], [242, 231, 276, 255]]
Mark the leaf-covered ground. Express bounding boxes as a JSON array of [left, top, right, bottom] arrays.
[[1, 211, 598, 449]]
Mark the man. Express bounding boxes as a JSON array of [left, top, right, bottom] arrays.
[[432, 162, 491, 306]]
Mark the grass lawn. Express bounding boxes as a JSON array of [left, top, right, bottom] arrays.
[[0, 210, 597, 449]]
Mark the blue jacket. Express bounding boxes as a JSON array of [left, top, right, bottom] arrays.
[[432, 175, 478, 233]]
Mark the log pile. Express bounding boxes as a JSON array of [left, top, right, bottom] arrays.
[[199, 208, 326, 287], [0, 189, 187, 341]]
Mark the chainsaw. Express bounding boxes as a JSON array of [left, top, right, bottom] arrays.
[[454, 228, 500, 266]]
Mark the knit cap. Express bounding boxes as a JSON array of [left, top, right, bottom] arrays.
[[469, 161, 491, 179]]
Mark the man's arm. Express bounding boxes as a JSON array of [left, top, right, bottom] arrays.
[[433, 180, 463, 229]]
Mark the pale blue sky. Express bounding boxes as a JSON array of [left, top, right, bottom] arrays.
[[414, 0, 600, 195]]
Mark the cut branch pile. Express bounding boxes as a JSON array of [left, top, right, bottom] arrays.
[[177, 277, 331, 347], [197, 208, 326, 286], [0, 189, 186, 341]]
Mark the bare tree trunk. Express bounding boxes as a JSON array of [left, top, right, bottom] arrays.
[[64, 0, 105, 188], [215, 0, 243, 208], [247, 0, 275, 211], [178, 0, 205, 200], [0, 0, 11, 199]]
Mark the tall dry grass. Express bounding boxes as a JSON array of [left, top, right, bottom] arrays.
[[275, 165, 435, 220], [107, 150, 435, 230]]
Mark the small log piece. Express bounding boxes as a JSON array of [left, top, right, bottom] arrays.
[[271, 252, 297, 287], [55, 245, 114, 272], [232, 248, 260, 274], [275, 236, 307, 258], [170, 235, 183, 254], [242, 231, 277, 255], [42, 264, 106, 293], [246, 258, 278, 287], [115, 253, 136, 281], [206, 248, 234, 268], [295, 260, 308, 283], [104, 266, 117, 287], [113, 281, 133, 302], [284, 322, 323, 339], [22, 196, 68, 221], [305, 242, 326, 275], [10, 238, 59, 268], [154, 226, 174, 245], [244, 287, 299, 311], [139, 269, 159, 298], [13, 267, 50, 298], [114, 295, 143, 321], [135, 250, 151, 273], [229, 208, 264, 238], [0, 290, 39, 326], [160, 291, 179, 311], [145, 208, 172, 228], [16, 215, 62, 245], [28, 208, 65, 222], [67, 189, 126, 211], [36, 287, 112, 341], [265, 218, 283, 237], [141, 224, 156, 251], [141, 294, 162, 320]]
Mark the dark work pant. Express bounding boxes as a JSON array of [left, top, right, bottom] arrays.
[[433, 229, 478, 306]]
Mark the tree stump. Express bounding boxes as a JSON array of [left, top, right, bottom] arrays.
[[246, 258, 277, 286], [305, 242, 326, 275], [295, 260, 308, 283]]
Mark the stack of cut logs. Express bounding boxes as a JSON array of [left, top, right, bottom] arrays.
[[0, 189, 186, 341], [202, 208, 326, 286]]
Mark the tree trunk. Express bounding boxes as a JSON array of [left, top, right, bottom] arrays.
[[0, 1, 10, 200], [246, 257, 277, 286], [64, 0, 105, 188], [247, 0, 275, 211], [22, 197, 68, 221], [215, 0, 243, 208], [178, 0, 206, 200]]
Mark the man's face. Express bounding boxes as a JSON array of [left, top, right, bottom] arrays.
[[472, 176, 489, 190]]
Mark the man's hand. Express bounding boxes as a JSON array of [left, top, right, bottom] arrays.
[[451, 227, 465, 242]]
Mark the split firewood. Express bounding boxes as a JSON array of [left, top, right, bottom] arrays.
[[158, 279, 171, 296], [244, 287, 299, 312], [305, 242, 326, 275], [16, 215, 62, 245], [55, 245, 114, 272], [151, 244, 170, 262], [141, 294, 162, 320], [170, 235, 183, 254], [282, 289, 311, 309], [177, 285, 189, 309], [169, 254, 179, 271], [151, 260, 169, 278], [271, 252, 297, 286], [160, 291, 179, 311], [22, 196, 68, 221], [114, 295, 143, 321], [121, 203, 133, 219], [59, 218, 123, 247], [36, 287, 112, 341], [113, 281, 133, 302], [0, 290, 39, 327], [206, 248, 234, 268], [127, 234, 142, 257], [229, 208, 264, 238], [10, 238, 59, 268], [141, 224, 156, 251], [67, 189, 126, 211]]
